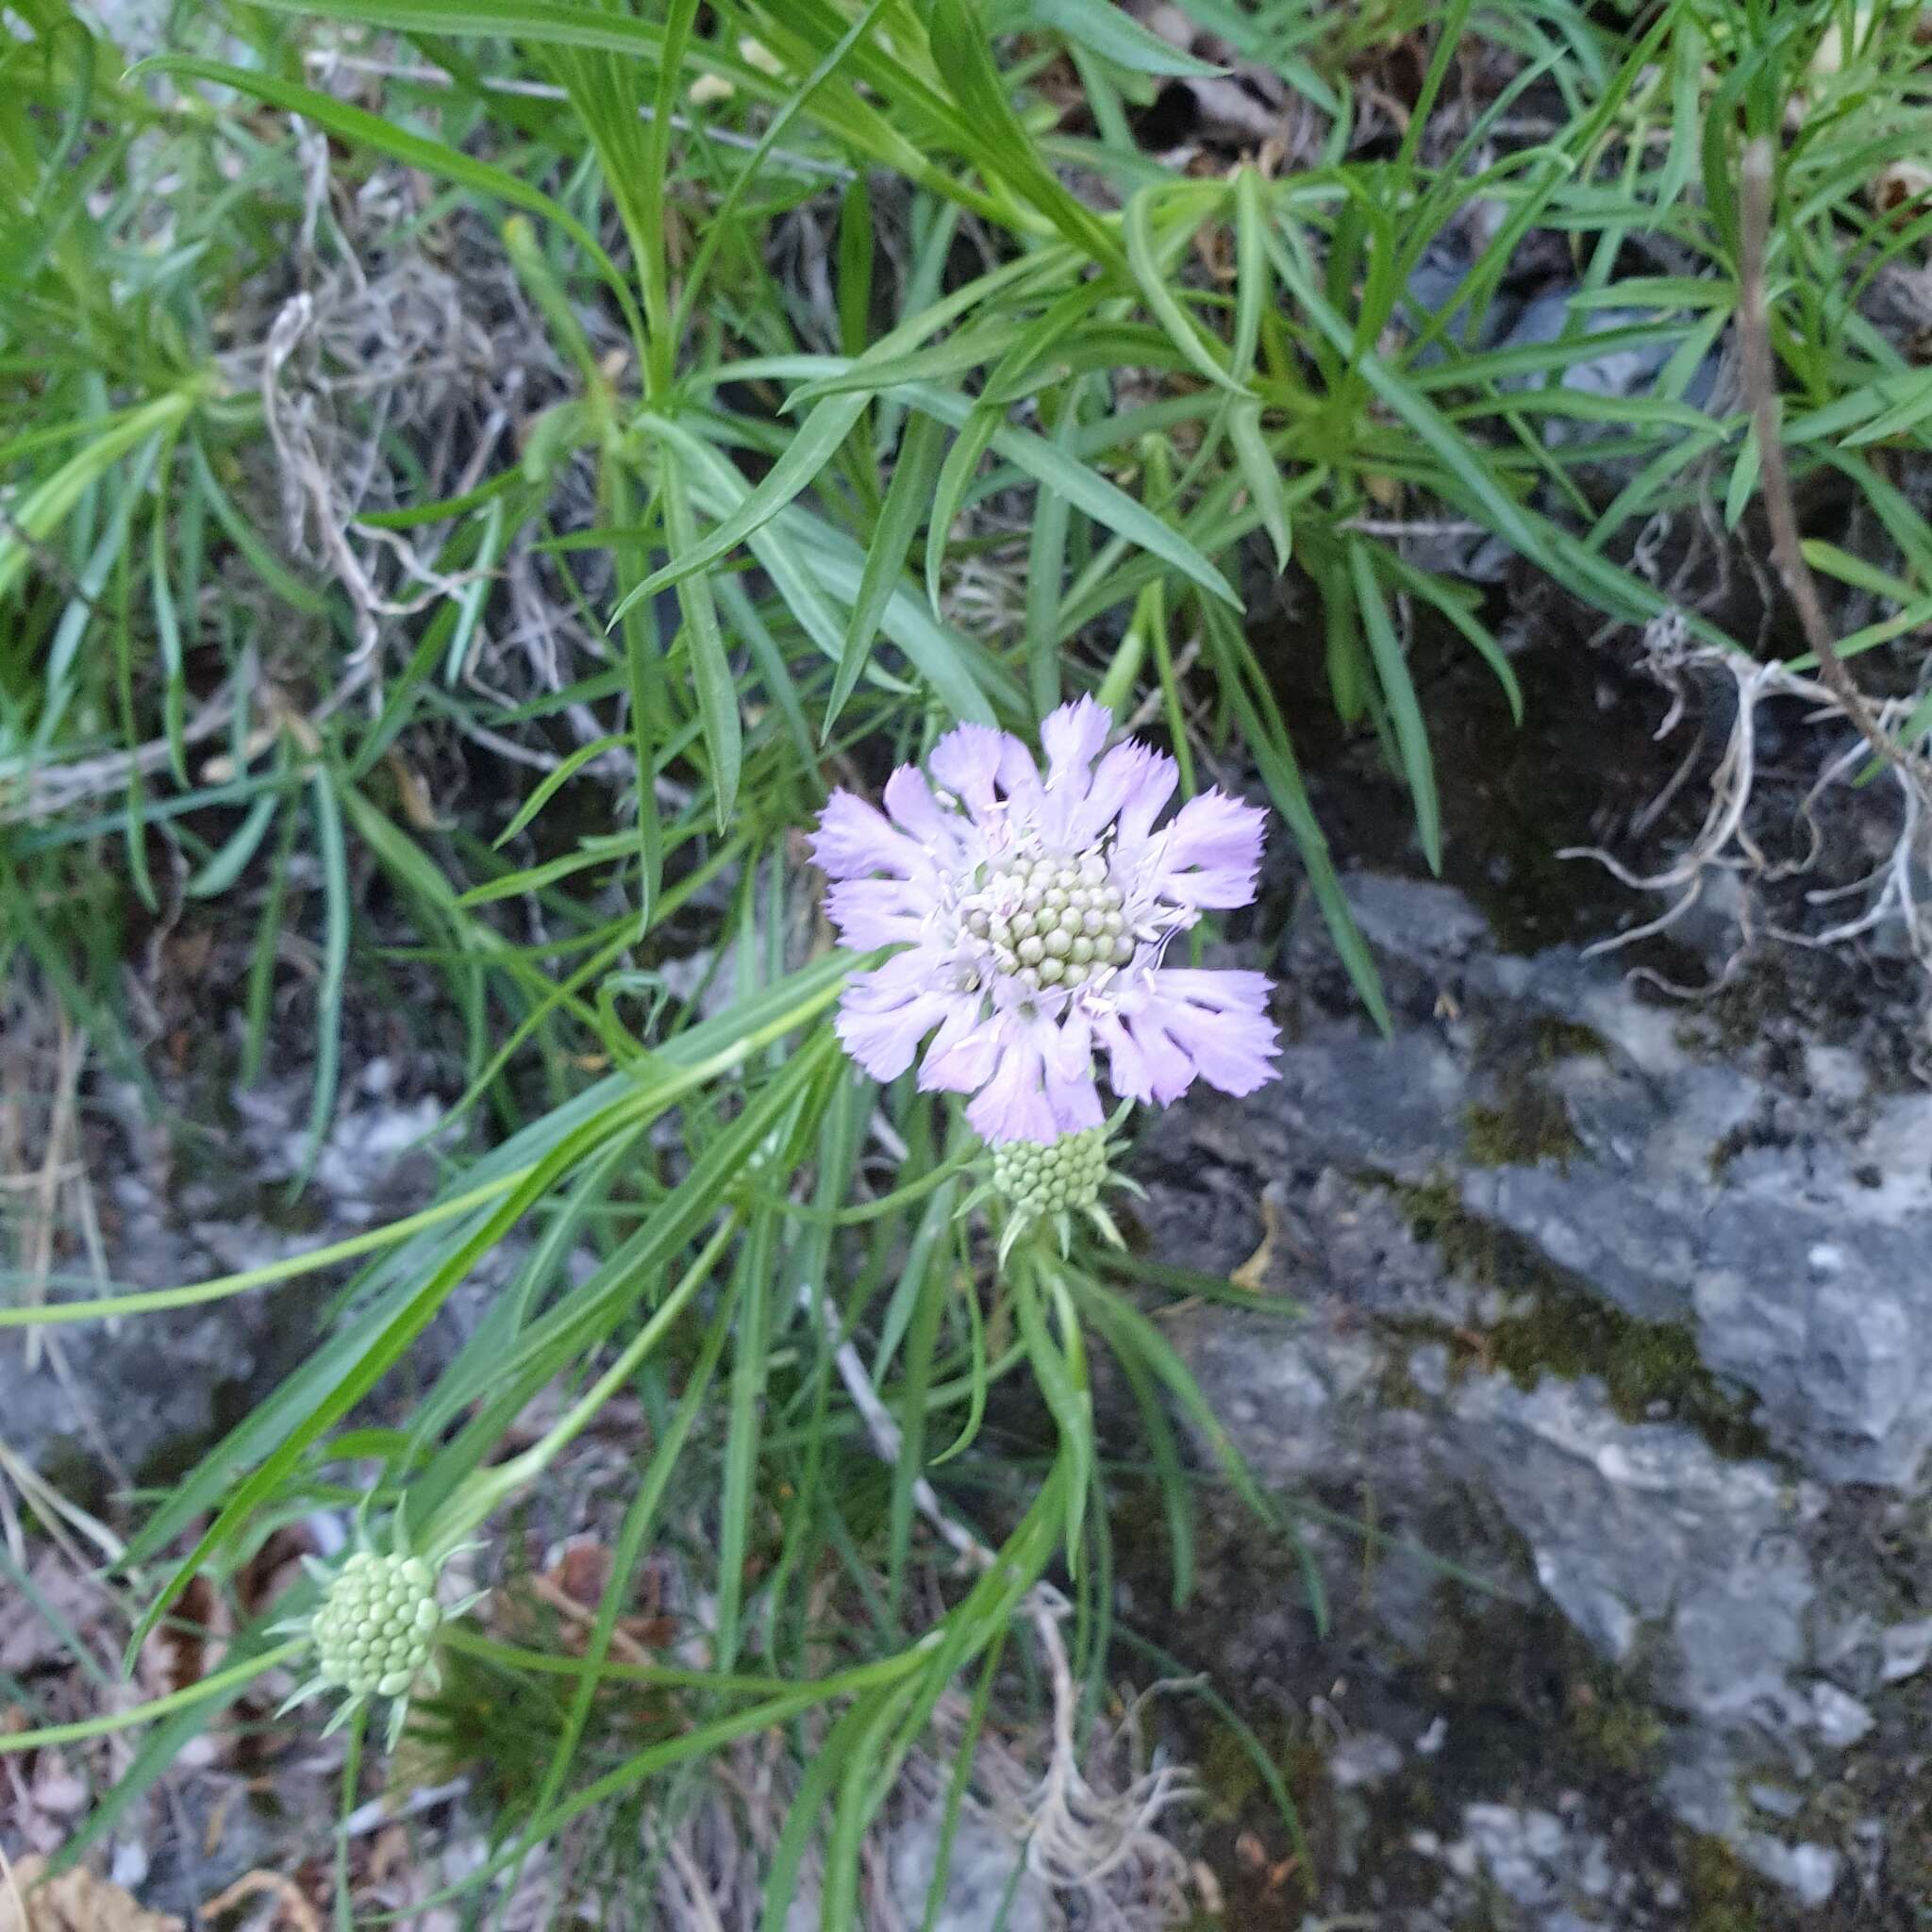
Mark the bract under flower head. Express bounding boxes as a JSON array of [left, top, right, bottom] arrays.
[[812, 698, 1280, 1142]]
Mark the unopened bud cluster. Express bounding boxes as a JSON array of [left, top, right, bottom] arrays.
[[959, 852, 1136, 992], [312, 1551, 441, 1700], [991, 1126, 1110, 1216]]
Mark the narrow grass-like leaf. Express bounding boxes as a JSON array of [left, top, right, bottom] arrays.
[[924, 406, 999, 614], [1124, 183, 1246, 395], [658, 455, 741, 830], [928, 0, 1128, 269], [1024, 398, 1078, 718], [291, 769, 351, 1193], [1031, 0, 1224, 75], [1349, 541, 1441, 872], [1229, 402, 1291, 571], [1204, 606, 1391, 1033], [893, 380, 1241, 608], [622, 396, 868, 614], [825, 410, 945, 738]]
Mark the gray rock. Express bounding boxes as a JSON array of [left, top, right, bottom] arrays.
[[1807, 1683, 1875, 1748], [887, 1807, 1049, 1932], [1143, 873, 1931, 1915], [1451, 1376, 1814, 1729], [1880, 1618, 1932, 1683], [1330, 1732, 1406, 1790], [1740, 1836, 1842, 1909], [1196, 872, 1932, 1491], [1464, 1803, 1570, 1907], [1, 1071, 476, 1489], [1664, 1740, 1843, 1907]]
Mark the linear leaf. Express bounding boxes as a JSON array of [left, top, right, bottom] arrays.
[[659, 455, 741, 829], [1349, 541, 1441, 873], [620, 395, 868, 614], [825, 410, 946, 738]]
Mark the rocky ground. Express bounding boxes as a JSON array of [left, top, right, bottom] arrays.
[[1128, 613, 1932, 1930]]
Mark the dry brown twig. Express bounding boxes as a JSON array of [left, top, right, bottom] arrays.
[[1559, 142, 1932, 978], [1737, 136, 1932, 791]]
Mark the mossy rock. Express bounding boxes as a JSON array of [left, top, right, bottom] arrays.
[[1390, 1180, 1769, 1460]]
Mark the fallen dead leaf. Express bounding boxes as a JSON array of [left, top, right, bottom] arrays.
[[199, 1870, 324, 1932], [384, 751, 447, 832], [1231, 1184, 1289, 1292], [367, 1825, 410, 1885], [0, 1553, 100, 1676], [1872, 158, 1932, 221], [202, 1786, 237, 1858], [0, 1857, 183, 1932], [141, 1573, 231, 1706], [548, 1536, 611, 1610]]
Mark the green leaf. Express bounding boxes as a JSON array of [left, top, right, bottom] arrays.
[[658, 415, 1008, 724], [1380, 551, 1522, 724], [925, 406, 1000, 613], [245, 0, 677, 59], [927, 0, 1128, 270], [1029, 0, 1224, 75], [1846, 368, 1932, 445], [291, 770, 351, 1192], [125, 968, 849, 1638], [1203, 607, 1391, 1033], [825, 410, 946, 738], [1231, 164, 1270, 379], [838, 175, 875, 360], [0, 388, 196, 603], [620, 394, 868, 615], [1349, 541, 1441, 874], [658, 455, 742, 830], [1025, 398, 1078, 717], [1229, 402, 1291, 572], [1124, 183, 1247, 396], [897, 381, 1241, 608]]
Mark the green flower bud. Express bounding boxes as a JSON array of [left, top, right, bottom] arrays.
[[990, 1127, 1110, 1218], [312, 1552, 441, 1699]]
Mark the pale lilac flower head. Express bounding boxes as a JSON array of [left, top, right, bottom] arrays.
[[811, 697, 1280, 1143]]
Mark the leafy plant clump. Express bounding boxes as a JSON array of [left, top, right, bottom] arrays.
[[3, 0, 1931, 1923]]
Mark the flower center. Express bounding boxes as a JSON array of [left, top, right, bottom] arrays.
[[957, 850, 1136, 992]]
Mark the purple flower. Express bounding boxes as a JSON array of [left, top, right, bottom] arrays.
[[810, 698, 1280, 1143]]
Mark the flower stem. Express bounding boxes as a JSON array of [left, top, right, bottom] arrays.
[[0, 1639, 307, 1753], [422, 1211, 742, 1557]]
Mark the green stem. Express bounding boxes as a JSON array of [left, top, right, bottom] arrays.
[[0, 1640, 306, 1753], [0, 1174, 520, 1329], [441, 1626, 808, 1697], [423, 1213, 741, 1556], [760, 1147, 976, 1226], [333, 1703, 366, 1932]]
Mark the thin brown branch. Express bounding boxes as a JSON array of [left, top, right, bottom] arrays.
[[1736, 136, 1932, 788]]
